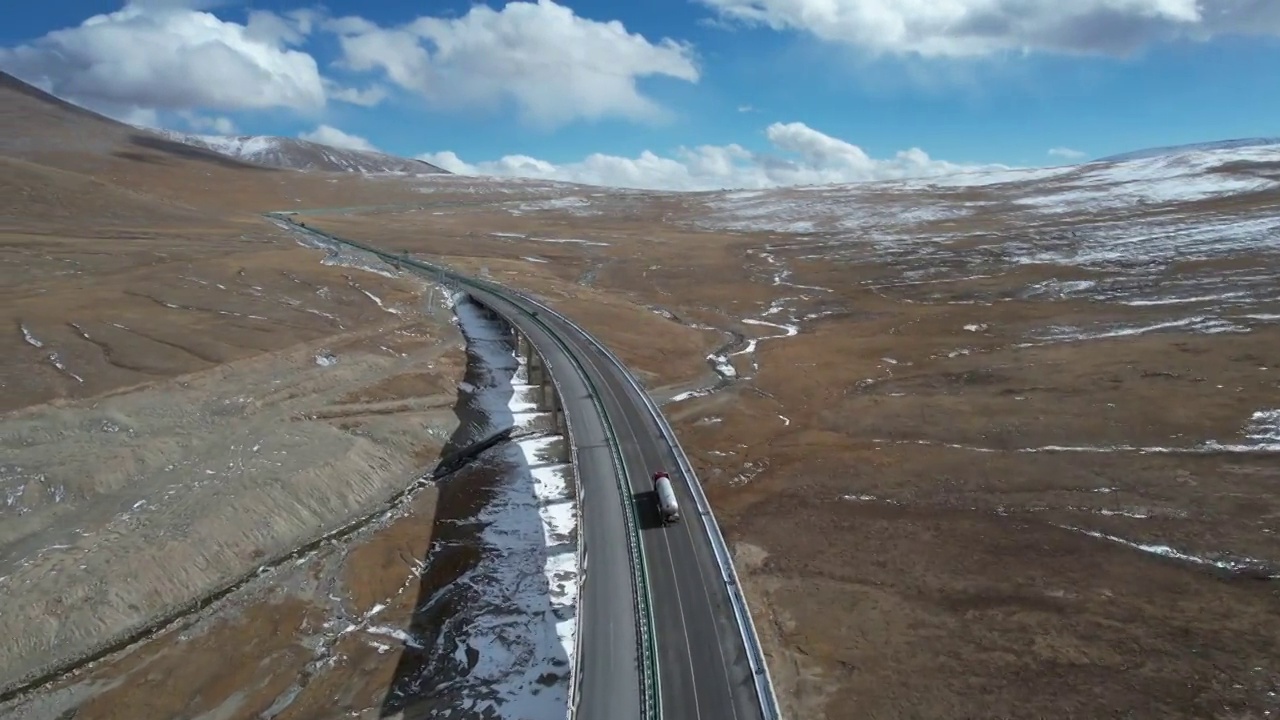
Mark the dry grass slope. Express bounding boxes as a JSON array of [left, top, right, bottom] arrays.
[[0, 72, 467, 706]]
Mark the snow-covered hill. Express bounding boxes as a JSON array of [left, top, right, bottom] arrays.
[[154, 131, 450, 175], [1099, 137, 1280, 163], [685, 141, 1280, 235], [670, 140, 1280, 343]]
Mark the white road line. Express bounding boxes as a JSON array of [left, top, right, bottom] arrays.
[[673, 490, 742, 720]]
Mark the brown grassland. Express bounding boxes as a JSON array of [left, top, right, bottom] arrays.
[[2, 70, 1278, 719]]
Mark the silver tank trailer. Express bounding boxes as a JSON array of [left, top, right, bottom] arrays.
[[654, 472, 680, 525]]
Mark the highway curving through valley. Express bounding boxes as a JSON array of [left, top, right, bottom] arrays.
[[470, 285, 768, 720], [272, 215, 776, 720]]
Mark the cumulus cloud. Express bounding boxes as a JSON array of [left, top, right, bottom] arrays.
[[128, 0, 231, 9], [1049, 147, 1087, 160], [699, 0, 1280, 57], [327, 83, 388, 107], [420, 121, 1002, 190], [180, 111, 237, 134], [245, 8, 318, 46], [327, 0, 698, 127], [299, 125, 379, 152], [117, 106, 162, 129], [0, 3, 326, 115]]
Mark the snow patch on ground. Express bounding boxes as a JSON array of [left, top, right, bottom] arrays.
[[19, 323, 83, 382], [730, 459, 769, 487], [20, 324, 44, 348], [1063, 527, 1277, 577], [46, 352, 83, 383], [437, 297, 578, 719], [670, 387, 716, 403], [1025, 315, 1251, 345], [707, 354, 737, 379], [488, 232, 609, 247], [530, 237, 610, 247], [357, 288, 402, 315], [275, 217, 457, 317], [876, 407, 1280, 454], [1245, 409, 1280, 445], [513, 196, 598, 215]]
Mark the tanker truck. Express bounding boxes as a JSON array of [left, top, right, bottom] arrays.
[[653, 471, 680, 525]]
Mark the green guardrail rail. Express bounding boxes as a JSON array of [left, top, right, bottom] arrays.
[[267, 213, 662, 720]]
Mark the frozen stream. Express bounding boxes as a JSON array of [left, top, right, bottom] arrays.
[[405, 296, 579, 719], [672, 249, 819, 402]]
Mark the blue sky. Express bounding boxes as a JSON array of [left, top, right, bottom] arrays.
[[2, 0, 1278, 189]]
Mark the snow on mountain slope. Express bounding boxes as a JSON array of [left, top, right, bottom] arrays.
[[154, 130, 450, 175], [685, 141, 1280, 341], [1099, 137, 1280, 163], [694, 142, 1280, 236]]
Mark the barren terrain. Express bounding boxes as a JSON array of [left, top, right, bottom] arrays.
[[3, 68, 1279, 720], [288, 153, 1280, 719]]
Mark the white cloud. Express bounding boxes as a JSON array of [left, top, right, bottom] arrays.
[[0, 3, 326, 115], [1049, 147, 1087, 160], [327, 0, 698, 128], [245, 8, 318, 47], [299, 125, 379, 152], [118, 106, 162, 129], [327, 82, 389, 107], [699, 0, 1280, 57], [180, 111, 237, 135], [420, 121, 1003, 190], [128, 0, 232, 9]]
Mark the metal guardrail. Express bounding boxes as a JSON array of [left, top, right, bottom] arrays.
[[509, 295, 784, 720], [269, 215, 662, 720]]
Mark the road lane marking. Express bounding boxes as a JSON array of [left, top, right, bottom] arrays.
[[575, 342, 706, 720], [672, 492, 743, 720]]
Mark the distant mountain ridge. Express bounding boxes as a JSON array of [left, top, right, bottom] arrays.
[[1099, 137, 1280, 163], [153, 130, 450, 175]]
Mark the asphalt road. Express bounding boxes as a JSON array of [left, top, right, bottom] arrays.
[[470, 288, 765, 720]]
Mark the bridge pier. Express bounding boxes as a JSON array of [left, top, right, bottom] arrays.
[[526, 342, 543, 388], [551, 387, 566, 436], [497, 310, 565, 440], [513, 326, 526, 357]]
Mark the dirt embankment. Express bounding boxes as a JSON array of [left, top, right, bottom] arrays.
[[3, 484, 446, 720], [1, 210, 476, 700], [0, 309, 465, 697]]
